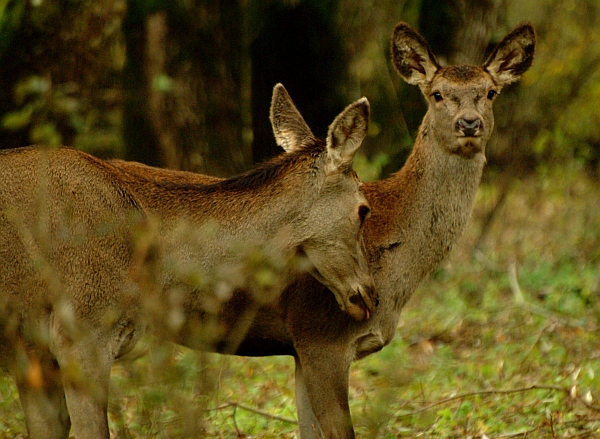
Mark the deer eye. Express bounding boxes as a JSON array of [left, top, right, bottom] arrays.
[[432, 91, 443, 102], [487, 89, 497, 100], [358, 205, 371, 223]]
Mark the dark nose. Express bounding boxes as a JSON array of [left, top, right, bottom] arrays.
[[456, 118, 482, 137]]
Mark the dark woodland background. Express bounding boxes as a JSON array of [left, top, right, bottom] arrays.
[[1, 0, 599, 184]]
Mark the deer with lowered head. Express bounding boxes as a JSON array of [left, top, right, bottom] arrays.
[[0, 84, 377, 439], [87, 21, 535, 437]]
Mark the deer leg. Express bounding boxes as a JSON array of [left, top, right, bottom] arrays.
[[53, 333, 113, 439], [294, 356, 321, 438], [14, 354, 71, 439], [294, 348, 354, 439]]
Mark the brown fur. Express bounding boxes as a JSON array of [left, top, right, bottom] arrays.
[[0, 84, 377, 439], [232, 22, 535, 439], [101, 22, 536, 438], [105, 22, 536, 439]]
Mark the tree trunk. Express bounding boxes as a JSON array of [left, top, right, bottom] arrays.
[[250, 0, 345, 164], [123, 0, 250, 176]]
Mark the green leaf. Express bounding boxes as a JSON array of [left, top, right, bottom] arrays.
[[14, 76, 51, 104], [153, 74, 174, 92], [1, 105, 34, 130], [30, 122, 62, 146]]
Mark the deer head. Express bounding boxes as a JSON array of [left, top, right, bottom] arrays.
[[392, 21, 536, 159], [270, 84, 377, 320]]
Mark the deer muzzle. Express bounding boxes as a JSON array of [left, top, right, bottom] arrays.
[[456, 117, 483, 137], [347, 284, 378, 321]]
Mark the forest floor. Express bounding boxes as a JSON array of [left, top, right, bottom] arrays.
[[1, 163, 599, 438]]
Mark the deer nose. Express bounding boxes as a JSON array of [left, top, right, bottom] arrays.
[[456, 117, 482, 137]]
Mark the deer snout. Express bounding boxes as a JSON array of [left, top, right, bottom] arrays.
[[347, 284, 378, 321], [456, 117, 483, 137]]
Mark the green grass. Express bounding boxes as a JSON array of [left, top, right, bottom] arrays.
[[1, 164, 599, 438]]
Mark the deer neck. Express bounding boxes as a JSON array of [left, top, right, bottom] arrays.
[[364, 117, 486, 313]]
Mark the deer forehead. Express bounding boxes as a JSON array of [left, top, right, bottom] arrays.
[[322, 169, 365, 199], [430, 66, 495, 99]]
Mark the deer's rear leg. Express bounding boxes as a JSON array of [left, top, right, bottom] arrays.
[[14, 354, 71, 439], [294, 348, 354, 439]]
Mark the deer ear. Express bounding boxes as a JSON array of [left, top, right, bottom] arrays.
[[484, 22, 536, 87], [391, 21, 440, 87], [269, 83, 315, 153], [326, 97, 370, 174]]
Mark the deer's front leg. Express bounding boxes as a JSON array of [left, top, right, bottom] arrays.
[[294, 356, 321, 438], [53, 328, 114, 439], [294, 347, 354, 439]]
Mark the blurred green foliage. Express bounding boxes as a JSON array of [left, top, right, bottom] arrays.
[[0, 0, 126, 156], [500, 0, 600, 174], [2, 76, 78, 146]]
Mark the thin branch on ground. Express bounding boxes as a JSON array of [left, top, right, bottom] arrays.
[[490, 426, 538, 438], [474, 249, 507, 272], [508, 259, 525, 304], [207, 402, 298, 425], [415, 416, 442, 437], [231, 404, 242, 437], [521, 320, 556, 368]]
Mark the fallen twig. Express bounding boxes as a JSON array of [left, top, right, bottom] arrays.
[[508, 259, 525, 304], [491, 426, 538, 438], [208, 402, 298, 425]]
